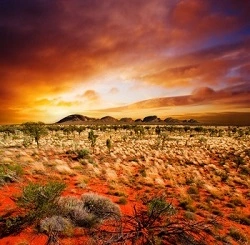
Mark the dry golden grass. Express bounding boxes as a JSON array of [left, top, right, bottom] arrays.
[[0, 124, 249, 244]]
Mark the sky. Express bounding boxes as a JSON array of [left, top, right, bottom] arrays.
[[1, 0, 250, 124]]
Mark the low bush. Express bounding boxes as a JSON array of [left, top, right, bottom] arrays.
[[228, 213, 250, 226], [90, 195, 216, 245], [187, 186, 199, 195], [57, 196, 82, 215], [0, 164, 23, 186], [58, 193, 121, 229], [17, 181, 66, 219], [229, 228, 248, 243], [40, 215, 73, 235], [40, 215, 73, 245], [1, 186, 219, 245], [81, 193, 121, 221], [228, 197, 246, 207], [76, 149, 89, 159], [0, 181, 66, 239]]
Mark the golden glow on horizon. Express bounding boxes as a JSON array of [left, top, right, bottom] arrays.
[[0, 0, 249, 124]]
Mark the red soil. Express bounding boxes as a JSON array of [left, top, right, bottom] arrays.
[[0, 151, 249, 244]]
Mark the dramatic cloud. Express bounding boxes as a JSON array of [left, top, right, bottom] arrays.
[[0, 0, 249, 124], [191, 87, 216, 99], [82, 90, 100, 101]]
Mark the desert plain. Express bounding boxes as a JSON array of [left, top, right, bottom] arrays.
[[0, 123, 249, 245]]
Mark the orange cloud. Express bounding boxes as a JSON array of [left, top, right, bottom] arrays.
[[0, 0, 249, 124], [101, 83, 250, 111], [191, 87, 216, 99], [139, 40, 250, 90], [56, 101, 80, 107], [81, 90, 100, 101]]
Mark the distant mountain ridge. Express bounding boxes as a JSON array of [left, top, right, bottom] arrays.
[[56, 114, 198, 125], [56, 114, 95, 123]]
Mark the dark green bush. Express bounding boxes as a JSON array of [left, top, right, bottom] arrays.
[[0, 164, 23, 186], [17, 181, 66, 218], [0, 181, 66, 239], [76, 149, 89, 159]]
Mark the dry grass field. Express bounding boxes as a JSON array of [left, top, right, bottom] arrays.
[[0, 124, 249, 244]]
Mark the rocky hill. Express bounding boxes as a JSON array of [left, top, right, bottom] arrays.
[[56, 114, 95, 124], [56, 114, 198, 125]]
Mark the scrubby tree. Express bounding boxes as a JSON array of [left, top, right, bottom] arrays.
[[46, 125, 61, 135], [88, 130, 98, 153], [22, 122, 48, 148], [155, 126, 161, 136], [194, 126, 204, 134], [183, 126, 191, 132], [106, 138, 112, 154], [0, 125, 17, 136], [134, 126, 145, 139], [161, 133, 168, 149], [75, 126, 85, 136]]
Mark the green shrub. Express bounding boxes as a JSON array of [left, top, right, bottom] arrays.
[[234, 156, 244, 171], [22, 137, 32, 148], [239, 165, 250, 175], [17, 181, 66, 218], [148, 197, 176, 216], [88, 130, 98, 153], [0, 181, 66, 240], [106, 138, 112, 153], [76, 149, 89, 159], [0, 164, 23, 185], [108, 191, 126, 197]]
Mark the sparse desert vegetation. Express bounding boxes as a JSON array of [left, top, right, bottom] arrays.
[[0, 123, 249, 244]]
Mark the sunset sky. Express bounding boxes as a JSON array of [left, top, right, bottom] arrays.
[[1, 0, 250, 124]]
